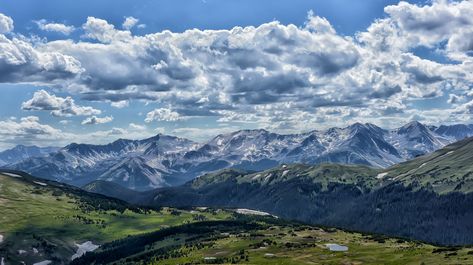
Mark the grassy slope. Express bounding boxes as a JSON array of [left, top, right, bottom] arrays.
[[0, 172, 231, 264], [379, 137, 473, 194], [73, 216, 473, 265], [191, 163, 379, 190]]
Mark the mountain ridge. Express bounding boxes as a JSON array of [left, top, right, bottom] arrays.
[[6, 121, 473, 190]]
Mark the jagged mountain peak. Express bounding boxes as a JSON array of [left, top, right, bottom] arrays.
[[396, 121, 430, 135]]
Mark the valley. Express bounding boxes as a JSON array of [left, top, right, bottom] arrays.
[[2, 170, 473, 265]]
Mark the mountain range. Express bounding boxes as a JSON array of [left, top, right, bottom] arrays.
[[4, 121, 473, 191]]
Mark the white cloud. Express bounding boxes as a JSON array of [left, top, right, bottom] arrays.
[[81, 115, 113, 125], [0, 1, 472, 132], [122, 16, 139, 30], [0, 13, 13, 34], [110, 100, 129, 108], [380, 0, 473, 61], [129, 123, 146, 130], [35, 19, 75, 35], [82, 16, 131, 43], [145, 108, 181, 122], [0, 34, 83, 84], [0, 116, 71, 147], [22, 90, 101, 117]]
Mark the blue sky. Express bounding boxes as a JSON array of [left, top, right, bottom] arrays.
[[1, 0, 407, 34], [0, 0, 472, 148]]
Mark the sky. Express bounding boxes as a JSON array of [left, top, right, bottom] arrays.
[[0, 0, 472, 149]]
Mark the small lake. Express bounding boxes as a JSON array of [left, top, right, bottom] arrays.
[[325, 244, 348, 252]]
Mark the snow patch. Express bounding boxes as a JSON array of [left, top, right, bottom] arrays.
[[1, 257, 4, 265], [325, 244, 348, 252], [18, 250, 27, 255], [251, 174, 261, 180], [33, 181, 47, 186], [71, 241, 100, 260], [236, 208, 271, 216], [2, 172, 22, 178], [281, 170, 289, 177], [376, 172, 388, 179], [263, 173, 272, 181], [33, 261, 52, 265], [0, 234, 3, 244]]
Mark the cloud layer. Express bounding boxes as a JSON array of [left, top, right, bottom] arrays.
[[0, 0, 472, 146]]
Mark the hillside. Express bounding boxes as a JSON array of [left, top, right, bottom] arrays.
[[138, 138, 473, 245], [0, 170, 232, 264], [82, 180, 142, 203], [377, 137, 473, 194]]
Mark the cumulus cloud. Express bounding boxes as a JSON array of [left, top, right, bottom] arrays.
[[129, 123, 146, 130], [0, 116, 70, 146], [82, 16, 131, 43], [122, 16, 139, 30], [35, 19, 75, 35], [81, 115, 113, 125], [145, 108, 181, 122], [0, 1, 473, 132], [110, 100, 129, 108], [0, 13, 13, 34], [22, 89, 101, 117], [0, 30, 83, 84]]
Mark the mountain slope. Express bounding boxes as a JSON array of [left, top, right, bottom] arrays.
[[377, 136, 473, 194], [140, 138, 473, 245], [82, 180, 141, 203]]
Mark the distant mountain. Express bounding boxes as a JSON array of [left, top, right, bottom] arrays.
[[138, 137, 473, 245], [82, 180, 141, 202], [9, 134, 199, 191], [386, 121, 451, 158], [7, 121, 473, 191], [434, 124, 473, 141], [0, 145, 59, 166]]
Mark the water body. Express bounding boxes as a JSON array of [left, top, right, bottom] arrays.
[[325, 243, 349, 251]]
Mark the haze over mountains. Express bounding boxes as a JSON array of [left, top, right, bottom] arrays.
[[3, 121, 473, 191]]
